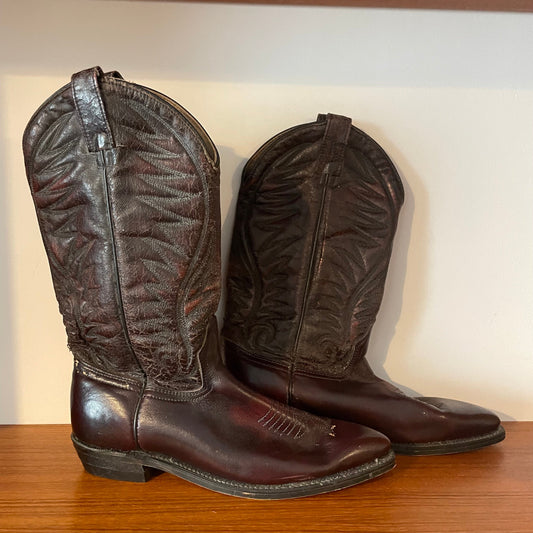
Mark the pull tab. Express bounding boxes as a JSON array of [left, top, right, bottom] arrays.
[[71, 66, 115, 152], [321, 113, 352, 182]]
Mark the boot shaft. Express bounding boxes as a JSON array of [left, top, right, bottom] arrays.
[[224, 114, 403, 380], [23, 67, 221, 391]]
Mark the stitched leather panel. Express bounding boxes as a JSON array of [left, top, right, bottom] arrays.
[[99, 79, 220, 388], [23, 88, 140, 374], [224, 115, 403, 377], [136, 320, 392, 484], [23, 72, 220, 389], [224, 121, 326, 366], [294, 127, 403, 375]]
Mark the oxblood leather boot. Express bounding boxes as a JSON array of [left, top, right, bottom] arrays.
[[223, 113, 505, 455], [23, 70, 395, 499]]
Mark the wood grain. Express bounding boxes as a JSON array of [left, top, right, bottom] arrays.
[[148, 0, 533, 13], [0, 422, 531, 532]]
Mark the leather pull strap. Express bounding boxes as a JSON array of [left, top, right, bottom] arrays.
[[71, 66, 115, 152], [317, 113, 352, 183]]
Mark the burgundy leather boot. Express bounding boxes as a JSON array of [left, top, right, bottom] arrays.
[[23, 70, 395, 498], [223, 113, 505, 455]]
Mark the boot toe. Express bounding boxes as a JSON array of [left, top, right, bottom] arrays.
[[389, 396, 506, 455], [326, 419, 393, 471], [418, 396, 502, 438]]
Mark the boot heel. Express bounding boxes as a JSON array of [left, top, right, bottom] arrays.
[[72, 436, 161, 483]]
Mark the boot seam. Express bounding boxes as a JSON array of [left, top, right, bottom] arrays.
[[74, 360, 143, 391], [142, 388, 212, 402], [224, 339, 290, 372]]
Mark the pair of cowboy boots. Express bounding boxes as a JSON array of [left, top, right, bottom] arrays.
[[23, 68, 504, 500]]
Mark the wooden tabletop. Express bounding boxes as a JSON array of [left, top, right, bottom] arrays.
[[0, 422, 531, 532]]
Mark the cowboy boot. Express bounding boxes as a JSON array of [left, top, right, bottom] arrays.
[[23, 70, 395, 498], [223, 113, 505, 455]]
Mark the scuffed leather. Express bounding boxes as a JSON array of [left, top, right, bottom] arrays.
[[226, 347, 500, 444], [70, 316, 391, 482], [223, 114, 404, 378]]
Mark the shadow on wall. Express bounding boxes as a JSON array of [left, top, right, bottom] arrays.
[[363, 124, 428, 398], [0, 78, 17, 423], [216, 146, 247, 327], [361, 126, 516, 421]]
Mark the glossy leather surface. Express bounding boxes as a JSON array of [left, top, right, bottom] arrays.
[[70, 362, 141, 451], [136, 321, 391, 483], [24, 70, 393, 490], [24, 72, 141, 375], [223, 114, 503, 448], [70, 319, 391, 483], [226, 342, 500, 444]]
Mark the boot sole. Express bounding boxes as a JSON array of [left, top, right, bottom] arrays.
[[392, 425, 506, 456], [72, 435, 395, 499]]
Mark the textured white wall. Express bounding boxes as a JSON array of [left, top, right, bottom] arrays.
[[1, 0, 532, 423]]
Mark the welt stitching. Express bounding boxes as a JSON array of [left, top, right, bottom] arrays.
[[143, 450, 392, 490]]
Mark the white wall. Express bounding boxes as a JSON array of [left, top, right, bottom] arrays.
[[1, 0, 532, 424]]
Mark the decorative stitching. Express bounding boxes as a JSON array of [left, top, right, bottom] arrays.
[[257, 406, 306, 440], [74, 360, 141, 386]]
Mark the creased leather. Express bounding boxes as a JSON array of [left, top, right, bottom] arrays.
[[99, 79, 220, 389], [23, 88, 139, 374], [23, 69, 220, 389], [223, 114, 404, 377], [71, 67, 115, 151]]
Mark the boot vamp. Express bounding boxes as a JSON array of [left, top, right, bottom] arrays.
[[292, 367, 501, 444], [136, 367, 391, 485]]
